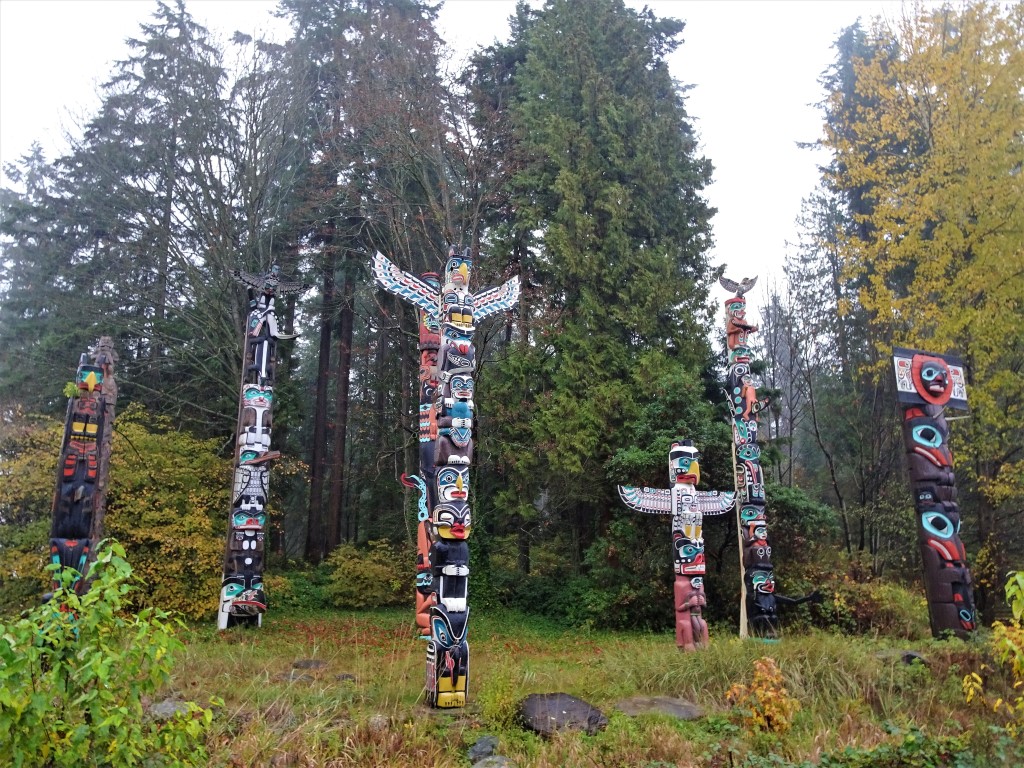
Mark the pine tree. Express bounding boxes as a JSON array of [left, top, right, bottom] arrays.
[[469, 0, 718, 572]]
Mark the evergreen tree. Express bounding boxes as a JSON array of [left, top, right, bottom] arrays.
[[469, 0, 718, 578]]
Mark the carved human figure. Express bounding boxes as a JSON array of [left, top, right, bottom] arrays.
[[618, 440, 734, 650]]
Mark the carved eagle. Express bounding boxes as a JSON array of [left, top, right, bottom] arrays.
[[719, 275, 758, 296]]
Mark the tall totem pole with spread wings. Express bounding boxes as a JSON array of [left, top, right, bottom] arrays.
[[48, 338, 118, 600], [217, 265, 307, 629], [892, 347, 975, 638], [372, 246, 519, 708], [618, 441, 735, 650], [720, 276, 779, 638]]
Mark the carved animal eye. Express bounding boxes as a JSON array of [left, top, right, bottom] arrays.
[[922, 511, 955, 539], [912, 425, 942, 447]]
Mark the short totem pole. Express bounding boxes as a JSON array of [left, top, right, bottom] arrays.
[[372, 246, 519, 708], [720, 276, 778, 638], [892, 347, 975, 638], [48, 338, 118, 599], [618, 441, 734, 650], [217, 264, 306, 629]]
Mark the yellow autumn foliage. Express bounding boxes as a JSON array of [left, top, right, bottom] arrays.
[[104, 404, 230, 620], [0, 412, 64, 611], [825, 1, 1024, 512], [1, 406, 230, 619]]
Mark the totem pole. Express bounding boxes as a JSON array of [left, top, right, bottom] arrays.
[[618, 441, 735, 650], [372, 246, 519, 708], [402, 270, 441, 638], [217, 264, 306, 630], [892, 346, 975, 638], [48, 338, 118, 599], [720, 275, 777, 638]]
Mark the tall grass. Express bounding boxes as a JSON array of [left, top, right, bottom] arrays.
[[172, 607, 1013, 767]]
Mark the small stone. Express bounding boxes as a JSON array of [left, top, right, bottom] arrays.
[[468, 735, 499, 761], [272, 671, 314, 683], [336, 673, 357, 682], [367, 713, 389, 734], [615, 695, 704, 720], [472, 757, 516, 768], [292, 659, 327, 670], [149, 698, 189, 721]]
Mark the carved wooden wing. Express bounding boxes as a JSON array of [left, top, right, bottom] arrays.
[[371, 252, 438, 317], [232, 268, 263, 291], [473, 276, 521, 321], [274, 278, 308, 296], [618, 485, 672, 515], [694, 490, 736, 516]]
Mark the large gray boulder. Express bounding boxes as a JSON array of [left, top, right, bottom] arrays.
[[518, 693, 608, 737]]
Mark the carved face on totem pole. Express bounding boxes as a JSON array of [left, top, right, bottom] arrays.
[[77, 362, 104, 393], [437, 466, 470, 503], [673, 519, 705, 575], [443, 247, 471, 290], [902, 408, 952, 468], [433, 502, 471, 540], [221, 573, 266, 614], [669, 441, 700, 485], [445, 375, 475, 418], [440, 326, 475, 370], [893, 347, 968, 409], [726, 298, 747, 325], [429, 605, 469, 707], [744, 525, 772, 569], [750, 569, 775, 596]]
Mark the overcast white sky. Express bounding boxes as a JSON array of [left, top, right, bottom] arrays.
[[0, 0, 913, 297]]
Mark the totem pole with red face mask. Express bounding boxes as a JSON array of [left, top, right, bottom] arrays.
[[892, 346, 974, 638]]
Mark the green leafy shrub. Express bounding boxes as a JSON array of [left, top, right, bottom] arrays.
[[796, 570, 930, 638], [263, 561, 332, 611], [0, 541, 218, 767], [965, 571, 1024, 737], [326, 539, 415, 609]]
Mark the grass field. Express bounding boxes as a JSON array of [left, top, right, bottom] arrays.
[[171, 607, 1021, 767]]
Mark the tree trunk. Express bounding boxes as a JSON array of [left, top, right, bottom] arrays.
[[305, 244, 335, 563], [327, 253, 356, 550]]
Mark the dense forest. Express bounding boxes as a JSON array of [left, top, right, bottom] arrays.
[[0, 0, 1021, 631]]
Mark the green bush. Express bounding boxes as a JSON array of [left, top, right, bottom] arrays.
[[326, 539, 415, 609], [812, 576, 930, 638], [263, 561, 332, 611], [0, 541, 217, 767]]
